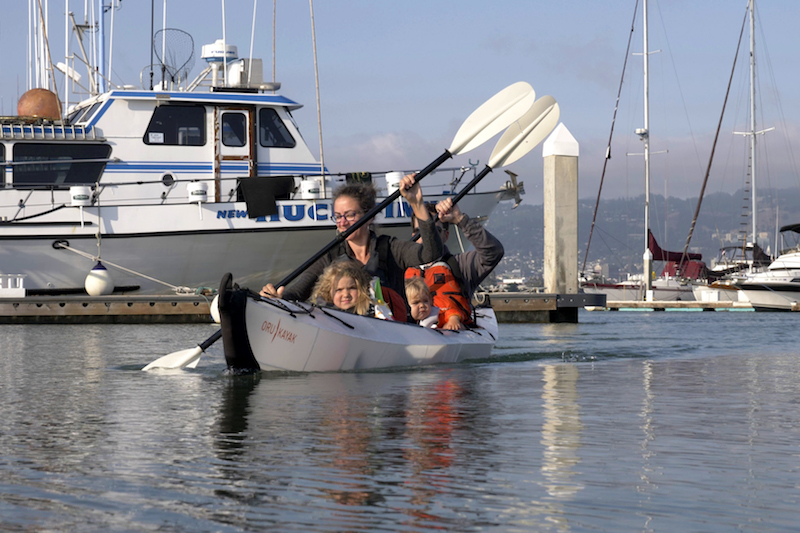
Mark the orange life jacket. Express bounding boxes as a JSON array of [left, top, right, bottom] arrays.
[[405, 260, 472, 328]]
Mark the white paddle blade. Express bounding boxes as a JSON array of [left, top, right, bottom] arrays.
[[488, 96, 560, 169], [142, 346, 203, 370], [449, 82, 535, 155]]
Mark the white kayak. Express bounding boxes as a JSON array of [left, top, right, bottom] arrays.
[[218, 274, 498, 372]]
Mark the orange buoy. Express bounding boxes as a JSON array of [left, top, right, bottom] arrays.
[[17, 88, 60, 120]]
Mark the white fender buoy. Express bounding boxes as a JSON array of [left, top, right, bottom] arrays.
[[85, 261, 114, 296], [210, 294, 221, 323]]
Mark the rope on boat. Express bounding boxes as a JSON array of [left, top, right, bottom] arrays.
[[314, 306, 355, 330], [680, 8, 748, 266], [249, 292, 304, 318], [54, 242, 195, 294], [581, 0, 639, 276]]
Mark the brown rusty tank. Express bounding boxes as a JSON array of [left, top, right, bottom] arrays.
[[17, 88, 61, 120]]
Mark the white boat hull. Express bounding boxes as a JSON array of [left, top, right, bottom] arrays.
[[1, 83, 519, 295], [691, 283, 747, 303], [2, 191, 504, 294], [218, 277, 498, 372], [582, 278, 695, 302], [735, 249, 800, 311]]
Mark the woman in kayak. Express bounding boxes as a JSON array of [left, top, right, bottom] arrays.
[[259, 174, 442, 311]]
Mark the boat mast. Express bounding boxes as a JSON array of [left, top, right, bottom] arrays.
[[641, 0, 653, 299], [98, 0, 106, 93], [748, 0, 757, 248]]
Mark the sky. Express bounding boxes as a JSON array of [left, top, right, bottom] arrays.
[[3, 0, 800, 203]]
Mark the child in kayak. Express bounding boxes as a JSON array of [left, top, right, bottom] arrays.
[[312, 260, 374, 315], [312, 259, 407, 321], [405, 276, 439, 328]]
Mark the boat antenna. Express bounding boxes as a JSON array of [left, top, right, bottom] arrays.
[[222, 0, 228, 87], [161, 0, 167, 87], [248, 0, 257, 85], [35, 0, 63, 116], [149, 0, 154, 89], [581, 0, 639, 277], [309, 0, 325, 178], [679, 7, 747, 267]]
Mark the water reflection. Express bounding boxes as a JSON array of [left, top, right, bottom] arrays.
[[540, 364, 584, 500], [638, 360, 656, 531], [211, 369, 483, 528]]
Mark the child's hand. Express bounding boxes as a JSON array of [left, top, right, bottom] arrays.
[[442, 315, 464, 331]]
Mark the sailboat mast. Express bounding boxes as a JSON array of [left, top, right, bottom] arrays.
[[749, 0, 757, 247], [642, 0, 653, 298]]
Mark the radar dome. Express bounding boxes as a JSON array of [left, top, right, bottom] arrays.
[[17, 88, 60, 119]]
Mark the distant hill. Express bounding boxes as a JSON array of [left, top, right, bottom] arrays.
[[483, 188, 800, 282]]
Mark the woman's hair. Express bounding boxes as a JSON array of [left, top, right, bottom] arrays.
[[312, 259, 373, 315], [405, 276, 431, 303], [332, 182, 377, 214]]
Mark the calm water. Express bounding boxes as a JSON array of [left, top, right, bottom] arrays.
[[2, 310, 800, 532]]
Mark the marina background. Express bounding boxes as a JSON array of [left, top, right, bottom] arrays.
[[3, 310, 799, 531], [485, 188, 800, 286], [3, 0, 800, 200]]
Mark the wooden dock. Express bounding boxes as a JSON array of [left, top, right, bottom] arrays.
[[480, 292, 606, 323], [0, 295, 214, 324]]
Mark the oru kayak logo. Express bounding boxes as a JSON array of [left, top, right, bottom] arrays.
[[262, 319, 297, 344], [216, 201, 412, 222]]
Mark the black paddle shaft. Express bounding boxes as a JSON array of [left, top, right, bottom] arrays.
[[451, 165, 492, 205], [410, 164, 493, 242], [275, 150, 453, 289]]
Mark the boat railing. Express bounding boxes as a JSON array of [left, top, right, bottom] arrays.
[[0, 120, 98, 141]]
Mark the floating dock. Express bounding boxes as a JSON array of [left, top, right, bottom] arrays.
[[588, 300, 754, 311], [0, 295, 214, 324], [481, 292, 606, 323]]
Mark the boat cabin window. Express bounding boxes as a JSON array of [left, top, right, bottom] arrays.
[[66, 101, 102, 125], [259, 108, 295, 148], [144, 104, 205, 146], [780, 229, 800, 255], [12, 143, 112, 188], [222, 112, 247, 147]]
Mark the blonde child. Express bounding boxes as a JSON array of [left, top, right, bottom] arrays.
[[312, 260, 374, 315], [405, 276, 439, 328]]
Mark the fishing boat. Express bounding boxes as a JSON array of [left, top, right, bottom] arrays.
[[734, 223, 800, 311], [3, 5, 520, 296], [217, 273, 498, 372]]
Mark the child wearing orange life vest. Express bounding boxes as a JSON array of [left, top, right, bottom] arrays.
[[407, 198, 504, 330], [405, 276, 439, 328], [405, 261, 471, 330]]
